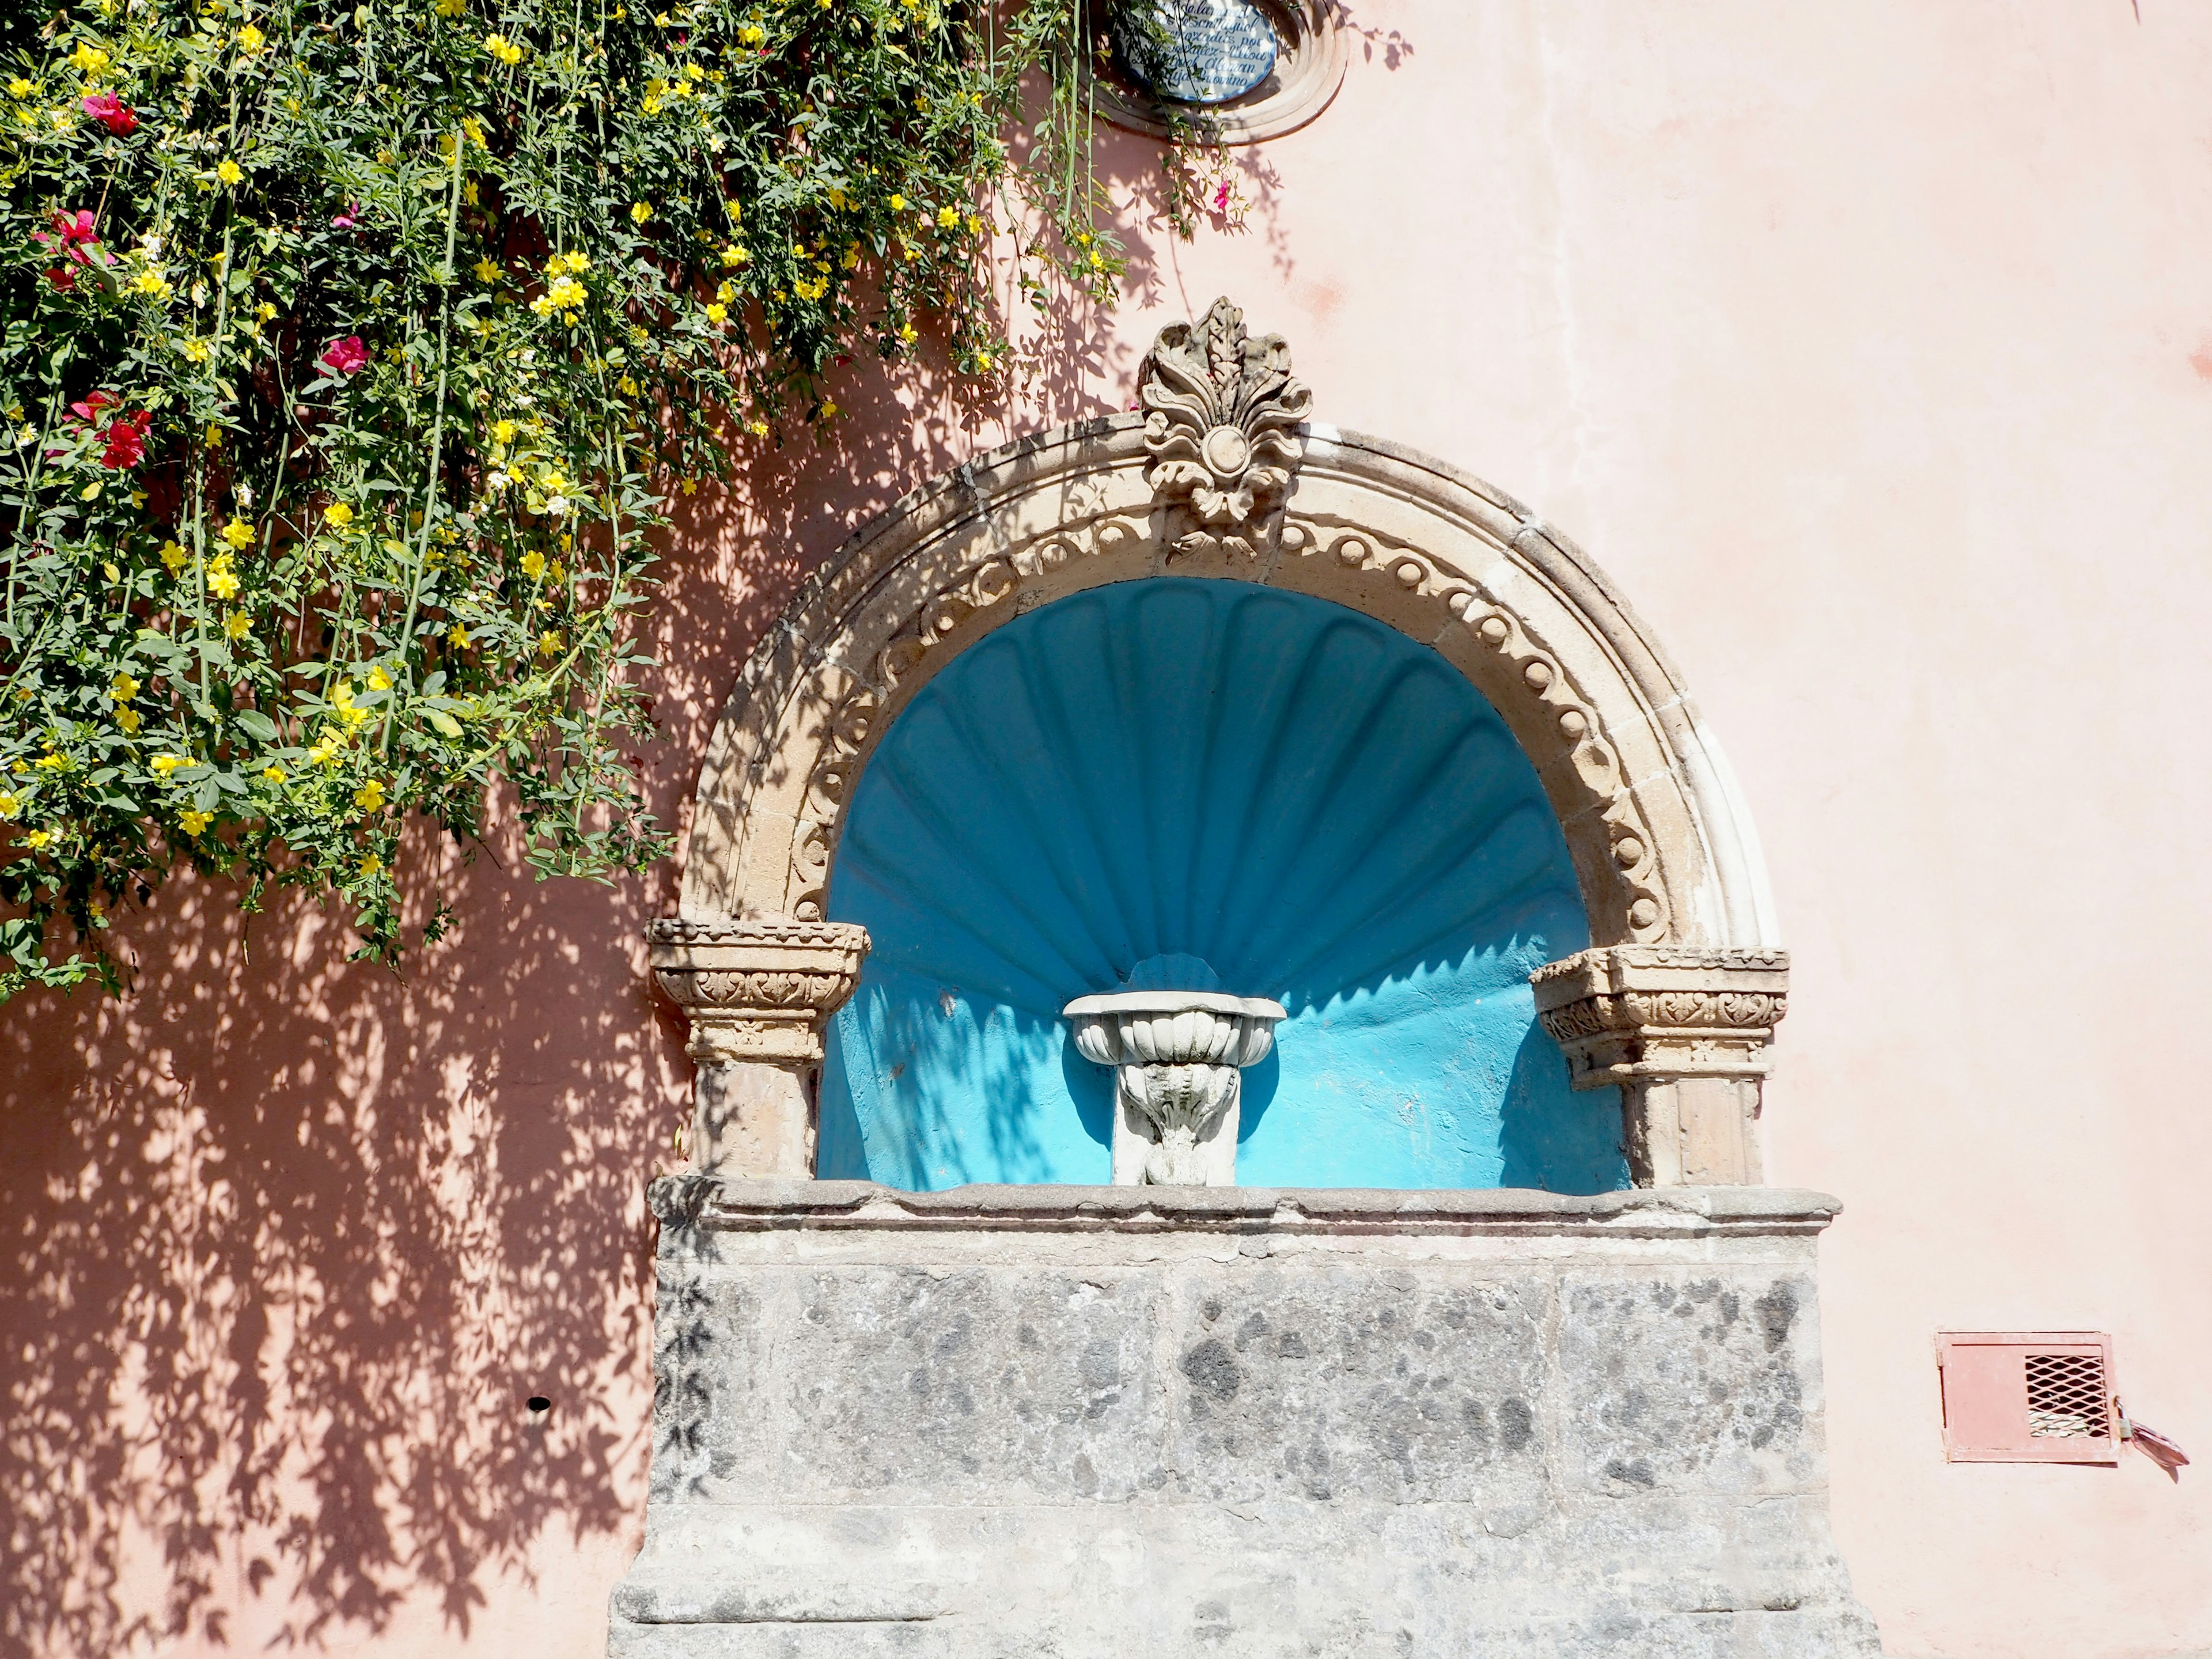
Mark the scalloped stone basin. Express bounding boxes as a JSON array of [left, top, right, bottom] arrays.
[[1064, 990, 1286, 1185]]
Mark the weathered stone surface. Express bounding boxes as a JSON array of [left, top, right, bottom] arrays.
[[779, 1268, 1158, 1502], [1162, 1266, 1549, 1504], [1558, 1271, 1824, 1495], [610, 1183, 1880, 1657]]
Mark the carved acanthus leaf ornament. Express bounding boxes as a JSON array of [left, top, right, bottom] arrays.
[[1142, 296, 1312, 550]]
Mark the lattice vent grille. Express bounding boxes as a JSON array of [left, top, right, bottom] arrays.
[[2025, 1351, 2109, 1440]]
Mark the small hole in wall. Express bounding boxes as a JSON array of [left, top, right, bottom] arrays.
[[527, 1396, 551, 1415]]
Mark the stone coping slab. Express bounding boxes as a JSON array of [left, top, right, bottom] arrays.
[[650, 1177, 1842, 1238]]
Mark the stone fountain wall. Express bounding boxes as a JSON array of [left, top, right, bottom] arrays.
[[607, 1181, 1880, 1658]]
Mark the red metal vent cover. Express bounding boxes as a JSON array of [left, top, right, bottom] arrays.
[[1937, 1331, 2117, 1464]]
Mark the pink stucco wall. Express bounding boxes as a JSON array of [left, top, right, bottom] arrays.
[[7, 3, 2209, 1655]]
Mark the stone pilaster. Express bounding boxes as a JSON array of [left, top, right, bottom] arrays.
[[645, 916, 869, 1178], [1529, 946, 1789, 1186]]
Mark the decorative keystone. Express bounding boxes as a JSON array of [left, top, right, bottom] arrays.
[[1141, 296, 1312, 542], [1065, 989, 1285, 1186], [1529, 946, 1789, 1187], [647, 915, 869, 1177]]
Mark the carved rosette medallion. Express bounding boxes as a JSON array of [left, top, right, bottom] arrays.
[[646, 916, 870, 1066], [1141, 296, 1313, 557]]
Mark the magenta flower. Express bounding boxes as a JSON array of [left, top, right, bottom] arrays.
[[330, 200, 362, 229], [81, 93, 138, 136], [50, 210, 97, 245], [44, 266, 75, 292], [319, 335, 369, 376], [1212, 181, 1232, 214]]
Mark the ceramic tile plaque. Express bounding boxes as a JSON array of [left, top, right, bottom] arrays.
[[1112, 0, 1278, 105]]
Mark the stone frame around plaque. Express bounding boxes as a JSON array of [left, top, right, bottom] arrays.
[[1081, 0, 1347, 145]]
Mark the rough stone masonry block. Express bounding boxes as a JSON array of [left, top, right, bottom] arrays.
[[778, 1266, 1160, 1502], [1162, 1263, 1551, 1505], [1558, 1271, 1825, 1497], [609, 1183, 1880, 1658]]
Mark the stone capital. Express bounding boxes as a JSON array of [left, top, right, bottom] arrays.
[[1530, 946, 1789, 1186], [646, 915, 870, 1067]]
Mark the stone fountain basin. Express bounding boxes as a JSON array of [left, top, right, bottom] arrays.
[[1062, 991, 1285, 1067]]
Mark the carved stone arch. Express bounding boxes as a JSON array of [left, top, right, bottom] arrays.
[[653, 300, 1789, 1187]]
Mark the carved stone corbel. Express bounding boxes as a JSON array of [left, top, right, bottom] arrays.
[[646, 916, 869, 1178], [1529, 946, 1789, 1186]]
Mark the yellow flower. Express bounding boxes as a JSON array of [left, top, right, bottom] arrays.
[[680, 476, 698, 495], [462, 116, 485, 147], [33, 752, 67, 772], [159, 540, 186, 573], [683, 62, 704, 81], [368, 665, 393, 691], [483, 31, 522, 63], [474, 257, 501, 282], [205, 422, 224, 448], [136, 270, 171, 298], [618, 374, 639, 395], [492, 418, 517, 444], [747, 418, 768, 437], [630, 200, 653, 225], [255, 301, 278, 321], [150, 754, 187, 776], [715, 279, 735, 302], [262, 764, 286, 782], [888, 193, 904, 212], [208, 565, 240, 600], [897, 321, 916, 344], [538, 630, 562, 656], [180, 338, 209, 362], [216, 159, 243, 187], [704, 302, 727, 323], [71, 42, 110, 75], [435, 0, 465, 14], [178, 809, 211, 836], [115, 707, 141, 733], [820, 399, 838, 418], [520, 549, 546, 578], [324, 501, 354, 528], [965, 213, 982, 235], [309, 737, 342, 766], [827, 185, 849, 210], [463, 179, 480, 206], [221, 520, 255, 551], [353, 779, 387, 812], [936, 205, 958, 229], [976, 351, 993, 371], [111, 673, 140, 702], [560, 250, 590, 274], [722, 243, 749, 266], [448, 623, 469, 647], [24, 830, 52, 850], [6, 79, 30, 99], [0, 791, 15, 817], [360, 853, 382, 876], [737, 22, 763, 43], [224, 612, 251, 640], [236, 22, 264, 51]]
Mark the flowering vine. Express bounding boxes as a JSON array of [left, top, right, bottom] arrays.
[[1, 0, 1129, 999]]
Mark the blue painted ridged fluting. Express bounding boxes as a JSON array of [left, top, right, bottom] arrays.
[[819, 578, 1627, 1192]]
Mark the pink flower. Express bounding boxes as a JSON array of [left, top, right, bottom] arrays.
[[1212, 181, 1232, 214], [101, 411, 151, 470], [69, 391, 117, 426], [81, 93, 138, 136], [50, 210, 97, 244], [319, 335, 369, 376], [330, 200, 361, 229], [44, 266, 75, 292]]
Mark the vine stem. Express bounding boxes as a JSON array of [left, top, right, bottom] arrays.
[[382, 120, 469, 756]]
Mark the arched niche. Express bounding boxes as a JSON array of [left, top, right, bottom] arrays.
[[651, 300, 1789, 1189]]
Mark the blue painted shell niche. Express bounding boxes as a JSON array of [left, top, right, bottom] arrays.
[[818, 577, 1628, 1194]]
